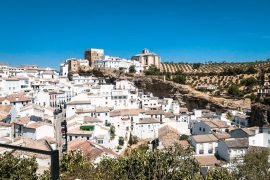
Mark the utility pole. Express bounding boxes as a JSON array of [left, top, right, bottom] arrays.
[[61, 120, 68, 152], [54, 110, 62, 155]]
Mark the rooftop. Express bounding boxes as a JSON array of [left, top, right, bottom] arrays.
[[224, 138, 249, 148], [192, 134, 218, 143], [137, 118, 160, 124]]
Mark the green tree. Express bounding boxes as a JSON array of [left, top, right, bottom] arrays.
[[206, 167, 235, 180], [129, 65, 136, 73], [173, 74, 186, 84], [94, 145, 200, 180], [128, 133, 133, 145], [144, 65, 161, 75], [165, 72, 172, 80], [118, 136, 124, 146], [110, 125, 116, 139], [179, 134, 189, 140], [236, 151, 270, 180], [241, 77, 257, 87], [227, 85, 243, 97], [60, 152, 94, 180], [226, 111, 234, 121], [0, 152, 38, 180], [137, 143, 149, 153], [245, 66, 258, 74], [128, 134, 139, 146]]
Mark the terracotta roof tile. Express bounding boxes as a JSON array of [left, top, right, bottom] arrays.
[[224, 138, 249, 148], [137, 118, 160, 124], [192, 134, 218, 143], [195, 155, 220, 166]]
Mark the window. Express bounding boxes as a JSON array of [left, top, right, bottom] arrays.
[[97, 140, 103, 144], [208, 143, 213, 154], [199, 127, 201, 131], [203, 128, 205, 132]]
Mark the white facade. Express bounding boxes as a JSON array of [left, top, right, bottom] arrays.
[[217, 138, 248, 162], [233, 113, 249, 128], [133, 118, 160, 139], [23, 123, 54, 140], [33, 90, 50, 107], [190, 134, 218, 155]]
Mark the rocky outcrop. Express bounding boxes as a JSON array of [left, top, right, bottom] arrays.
[[91, 68, 250, 111], [250, 103, 270, 127]]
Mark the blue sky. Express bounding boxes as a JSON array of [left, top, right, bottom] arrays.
[[0, 0, 270, 69]]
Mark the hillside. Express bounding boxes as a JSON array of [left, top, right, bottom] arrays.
[[159, 60, 270, 74]]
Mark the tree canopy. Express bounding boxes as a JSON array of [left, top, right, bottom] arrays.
[[0, 152, 38, 180], [227, 84, 243, 97], [144, 65, 162, 75], [1, 147, 270, 180]]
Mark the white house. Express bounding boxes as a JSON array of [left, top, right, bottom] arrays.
[[190, 133, 218, 155], [67, 124, 111, 148], [230, 127, 270, 148], [18, 105, 45, 121], [192, 119, 229, 135], [217, 138, 249, 162], [22, 121, 54, 140], [0, 77, 30, 96], [233, 113, 249, 128], [0, 93, 32, 112], [33, 90, 51, 107], [133, 118, 160, 139]]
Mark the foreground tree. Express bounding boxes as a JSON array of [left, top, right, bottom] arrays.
[[94, 146, 201, 180], [206, 167, 235, 180], [236, 151, 270, 180], [2, 146, 270, 180], [0, 152, 38, 180], [60, 152, 94, 180]]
